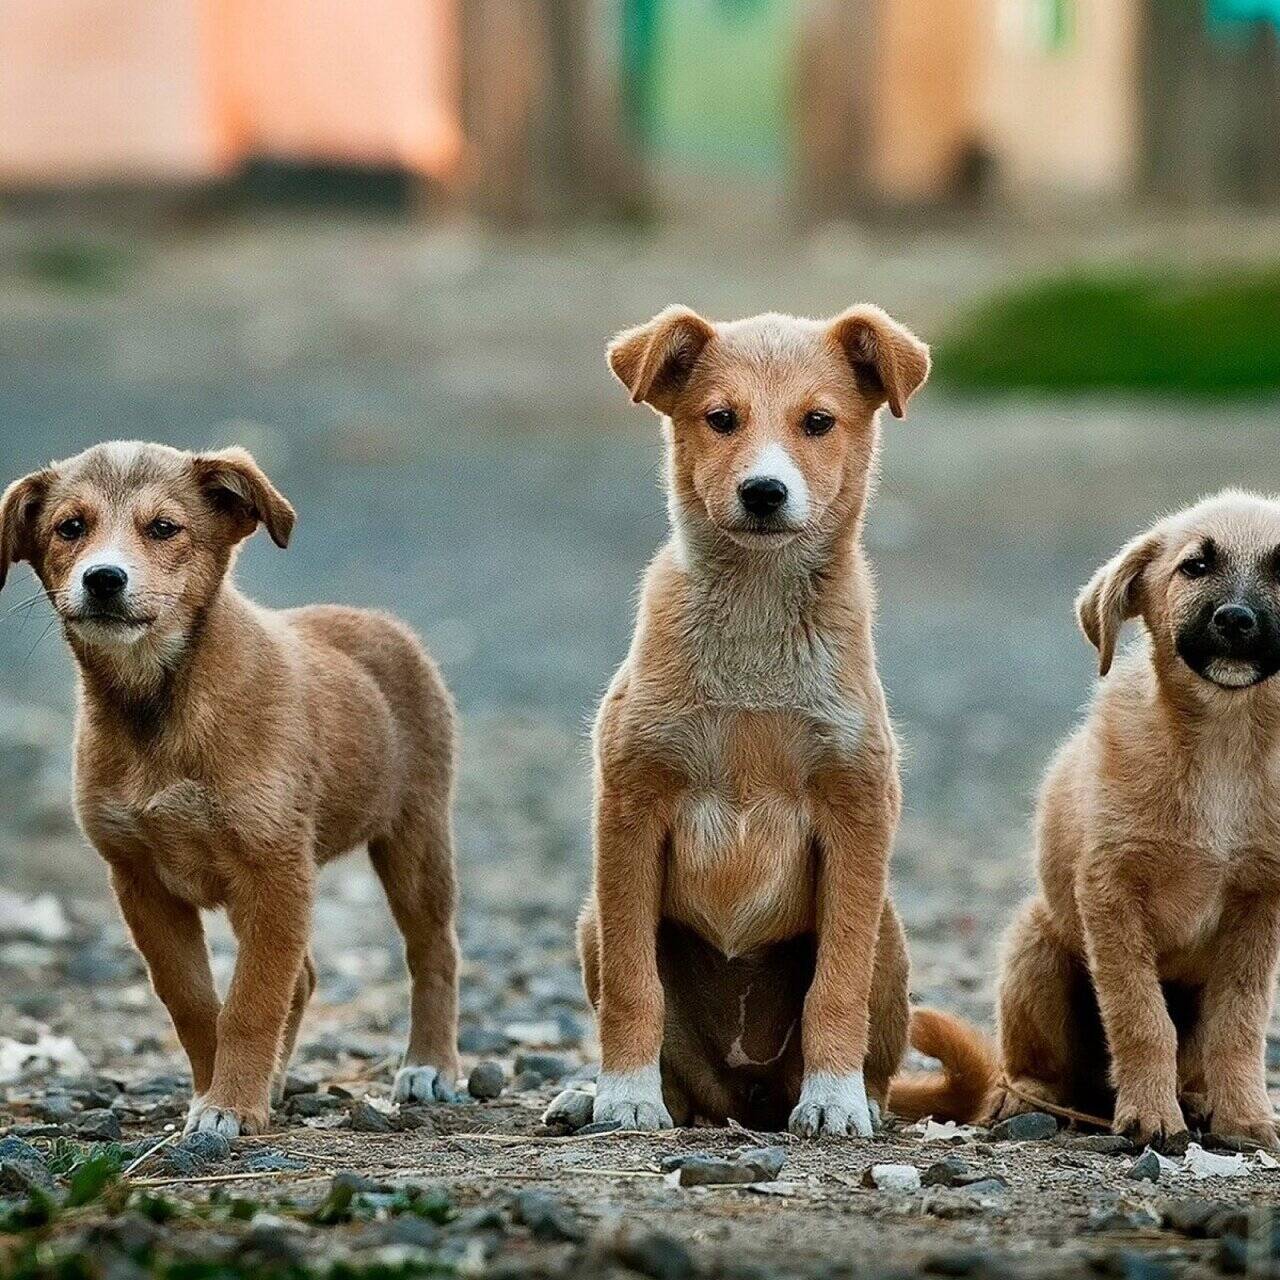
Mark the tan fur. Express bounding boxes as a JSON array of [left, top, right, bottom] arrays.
[[0, 442, 461, 1134], [989, 491, 1280, 1150], [579, 304, 971, 1134]]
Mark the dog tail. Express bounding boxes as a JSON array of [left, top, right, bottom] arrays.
[[886, 1007, 998, 1123]]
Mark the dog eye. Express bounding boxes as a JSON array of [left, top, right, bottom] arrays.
[[55, 516, 86, 541], [146, 517, 182, 541], [1179, 555, 1212, 579], [803, 410, 835, 437], [705, 408, 737, 434]]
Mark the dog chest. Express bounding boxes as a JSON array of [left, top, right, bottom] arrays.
[[661, 710, 819, 955]]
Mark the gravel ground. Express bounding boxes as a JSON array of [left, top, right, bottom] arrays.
[[2, 215, 1280, 1278]]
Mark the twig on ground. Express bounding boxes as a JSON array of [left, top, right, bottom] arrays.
[[122, 1129, 180, 1177]]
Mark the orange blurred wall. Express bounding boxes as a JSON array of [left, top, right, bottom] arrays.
[[0, 0, 462, 185]]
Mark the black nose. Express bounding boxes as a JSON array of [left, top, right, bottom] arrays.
[[1212, 603, 1258, 640], [738, 477, 788, 518], [83, 565, 128, 601]]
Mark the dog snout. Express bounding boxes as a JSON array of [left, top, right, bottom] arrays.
[[1211, 603, 1258, 641], [83, 564, 129, 601], [738, 476, 788, 519]]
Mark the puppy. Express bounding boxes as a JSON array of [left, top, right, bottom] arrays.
[[577, 306, 993, 1135], [0, 442, 461, 1135], [990, 491, 1280, 1150]]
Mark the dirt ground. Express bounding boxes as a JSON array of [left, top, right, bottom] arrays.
[[3, 213, 1280, 1279]]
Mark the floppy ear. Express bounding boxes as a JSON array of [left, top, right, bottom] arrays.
[[607, 305, 716, 415], [0, 469, 53, 591], [192, 448, 295, 548], [1076, 531, 1162, 677], [828, 305, 930, 419]]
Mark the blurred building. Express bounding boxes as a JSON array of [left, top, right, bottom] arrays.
[[1, 0, 1277, 217]]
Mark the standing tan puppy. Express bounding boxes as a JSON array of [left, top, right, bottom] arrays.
[[0, 442, 461, 1136], [991, 491, 1280, 1150], [578, 306, 993, 1135]]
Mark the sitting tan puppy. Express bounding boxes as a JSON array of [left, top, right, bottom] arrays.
[[578, 305, 991, 1135], [991, 491, 1280, 1150], [0, 442, 460, 1135]]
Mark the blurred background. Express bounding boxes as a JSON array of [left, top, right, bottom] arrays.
[[2, 0, 1280, 1069]]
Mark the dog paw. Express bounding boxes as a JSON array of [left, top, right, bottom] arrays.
[[1207, 1103, 1280, 1151], [1114, 1094, 1188, 1154], [789, 1071, 873, 1139], [592, 1066, 673, 1131], [185, 1095, 264, 1137], [393, 1064, 458, 1104]]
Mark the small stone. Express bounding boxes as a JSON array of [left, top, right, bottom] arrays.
[[541, 1088, 594, 1132], [575, 1119, 623, 1135], [1127, 1150, 1161, 1183], [348, 1099, 394, 1133], [991, 1111, 1058, 1141], [1162, 1198, 1235, 1238], [0, 1137, 52, 1194], [922, 1156, 972, 1188], [512, 1052, 570, 1083], [72, 1108, 122, 1141], [956, 1177, 1007, 1197], [285, 1092, 342, 1118], [281, 1075, 317, 1099], [737, 1146, 786, 1180], [511, 1190, 583, 1242], [1065, 1134, 1134, 1155], [614, 1226, 696, 1280], [177, 1130, 231, 1166], [1089, 1205, 1161, 1233], [511, 1071, 543, 1092], [467, 1061, 506, 1101], [863, 1163, 922, 1192], [242, 1148, 308, 1173]]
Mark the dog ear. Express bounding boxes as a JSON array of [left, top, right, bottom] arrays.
[[828, 306, 930, 419], [0, 469, 53, 591], [193, 448, 296, 549], [607, 306, 716, 415], [1076, 532, 1162, 677]]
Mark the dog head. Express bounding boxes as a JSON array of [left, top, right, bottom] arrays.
[[0, 441, 293, 658], [607, 305, 929, 551], [1077, 490, 1280, 691]]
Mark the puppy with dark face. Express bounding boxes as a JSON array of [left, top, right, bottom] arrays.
[[0, 442, 461, 1135], [986, 491, 1280, 1149]]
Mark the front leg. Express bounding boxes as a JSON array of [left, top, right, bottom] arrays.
[[792, 758, 897, 1139], [1197, 890, 1280, 1149], [590, 772, 672, 1131], [110, 860, 221, 1095], [187, 861, 313, 1137], [1079, 854, 1187, 1151]]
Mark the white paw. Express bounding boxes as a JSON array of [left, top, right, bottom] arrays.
[[789, 1070, 873, 1138], [393, 1064, 458, 1104], [593, 1064, 673, 1131], [185, 1097, 245, 1138]]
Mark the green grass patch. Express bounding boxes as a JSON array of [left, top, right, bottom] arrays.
[[935, 266, 1280, 397]]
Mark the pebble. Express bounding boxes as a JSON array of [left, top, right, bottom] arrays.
[[467, 1060, 506, 1100], [347, 1099, 394, 1133], [1127, 1150, 1161, 1183], [954, 1176, 1007, 1197], [285, 1092, 343, 1118], [575, 1119, 622, 1135], [662, 1147, 786, 1187], [1161, 1198, 1241, 1239], [1065, 1134, 1133, 1155], [613, 1226, 697, 1280], [991, 1111, 1058, 1141], [511, 1052, 570, 1083], [0, 1135, 52, 1193], [1089, 1205, 1161, 1233], [458, 1026, 512, 1055], [71, 1108, 123, 1141], [863, 1163, 922, 1192], [177, 1130, 232, 1166], [510, 1190, 583, 1242], [541, 1087, 593, 1132], [921, 1156, 973, 1188]]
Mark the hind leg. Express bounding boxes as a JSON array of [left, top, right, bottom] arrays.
[[989, 898, 1081, 1121], [865, 902, 911, 1125], [272, 953, 316, 1104], [370, 794, 461, 1104]]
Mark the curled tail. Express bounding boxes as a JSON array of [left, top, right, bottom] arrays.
[[887, 1007, 998, 1123]]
